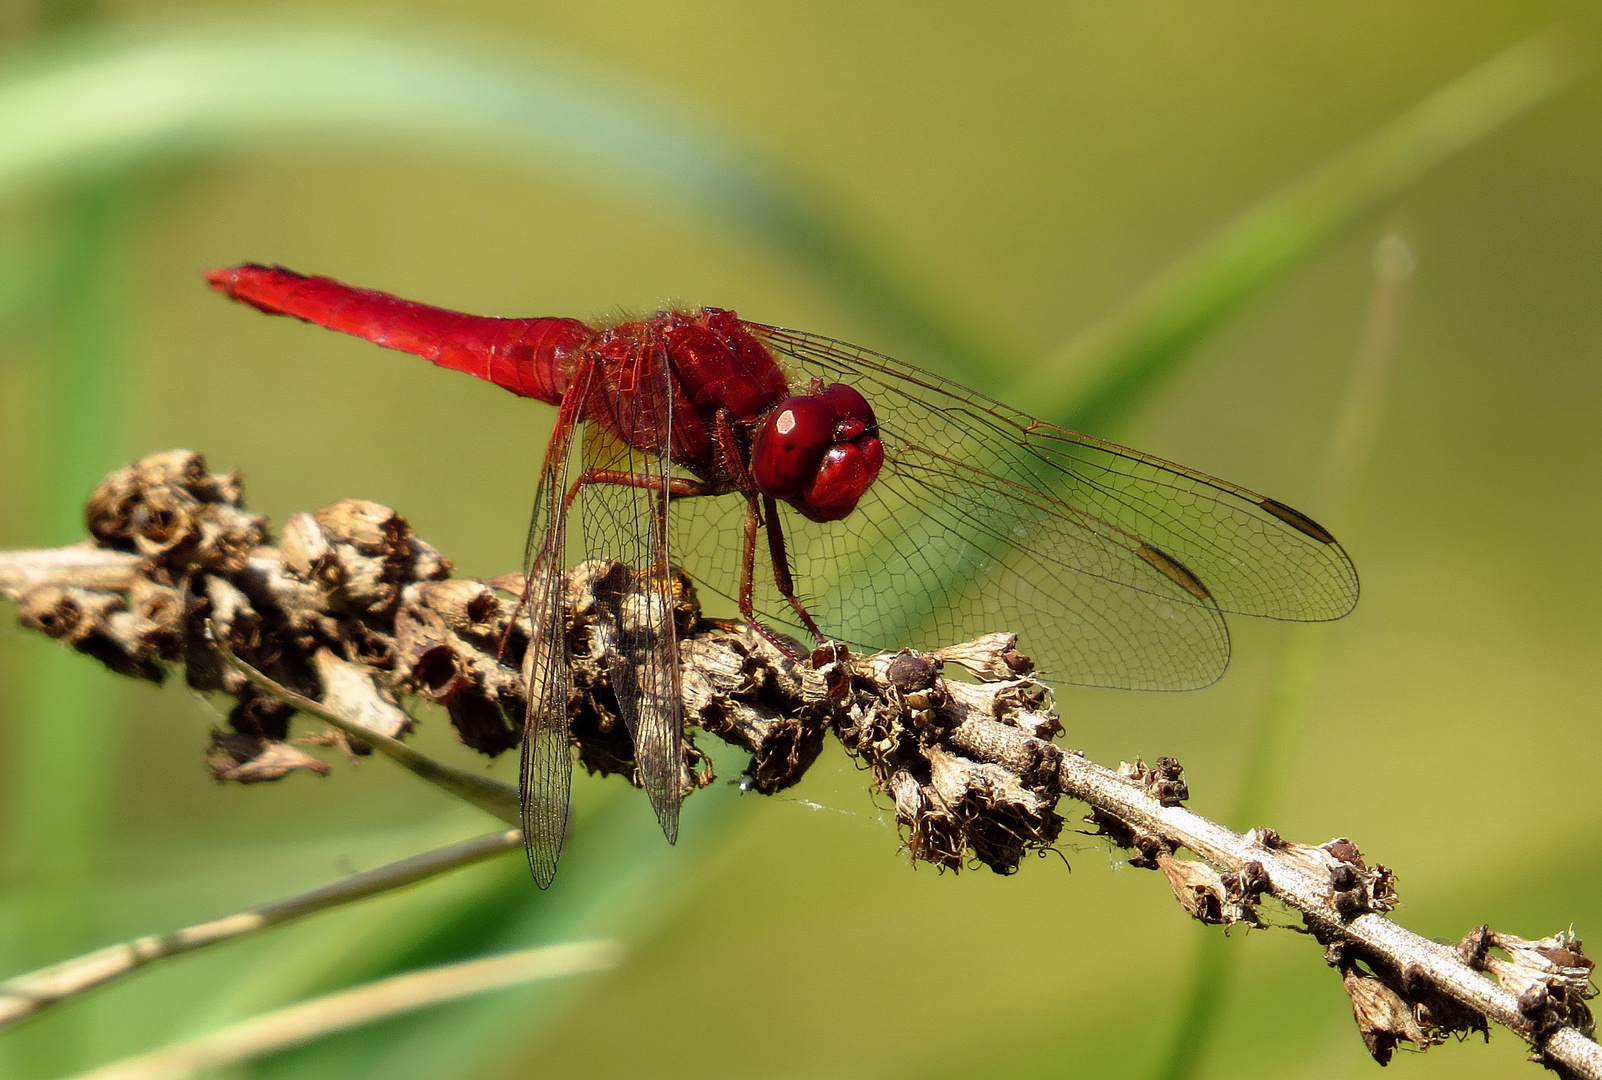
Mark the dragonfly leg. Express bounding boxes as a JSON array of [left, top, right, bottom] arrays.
[[709, 410, 818, 655], [560, 470, 728, 514], [762, 494, 827, 643], [733, 495, 809, 660], [711, 409, 757, 492]]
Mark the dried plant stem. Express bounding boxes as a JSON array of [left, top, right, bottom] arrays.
[[60, 940, 619, 1080], [1044, 748, 1602, 1075], [0, 829, 522, 1030], [212, 639, 520, 826], [2, 451, 1596, 1076]]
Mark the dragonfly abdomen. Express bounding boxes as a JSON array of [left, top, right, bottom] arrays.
[[206, 264, 588, 405]]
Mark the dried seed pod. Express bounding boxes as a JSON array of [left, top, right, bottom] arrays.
[[407, 579, 508, 640], [680, 626, 822, 793], [228, 688, 296, 741], [1156, 850, 1228, 924], [311, 649, 411, 743], [929, 632, 1033, 679], [446, 692, 519, 756], [1484, 929, 1597, 1035], [394, 593, 468, 698], [408, 644, 465, 701], [1342, 964, 1434, 1064], [15, 585, 120, 643], [129, 486, 196, 560], [1117, 756, 1188, 805], [100, 610, 167, 664], [407, 536, 452, 581], [279, 512, 338, 588], [923, 746, 1062, 873], [203, 729, 329, 783], [190, 506, 266, 574], [205, 575, 262, 660], [133, 449, 208, 491], [85, 466, 145, 546], [86, 451, 264, 575], [342, 621, 395, 669], [187, 465, 244, 507], [887, 651, 940, 693], [129, 579, 185, 645], [1220, 860, 1269, 925], [315, 499, 408, 557], [331, 543, 400, 614], [237, 553, 337, 648]]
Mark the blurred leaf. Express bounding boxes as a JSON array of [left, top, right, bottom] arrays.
[[855, 30, 1575, 658], [242, 762, 742, 1080], [0, 219, 48, 339], [1148, 233, 1415, 1080], [167, 811, 541, 1037], [0, 13, 1009, 375], [357, 788, 737, 1080], [1023, 30, 1573, 436], [0, 176, 133, 1080]]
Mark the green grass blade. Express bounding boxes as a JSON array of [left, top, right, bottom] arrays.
[[1, 177, 132, 1080], [1019, 30, 1574, 435], [0, 14, 1005, 375]]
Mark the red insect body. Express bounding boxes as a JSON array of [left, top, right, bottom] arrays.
[[205, 266, 869, 514]]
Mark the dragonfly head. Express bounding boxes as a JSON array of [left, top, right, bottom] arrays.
[[750, 382, 884, 522]]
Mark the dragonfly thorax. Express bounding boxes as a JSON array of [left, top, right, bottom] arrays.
[[585, 309, 885, 521]]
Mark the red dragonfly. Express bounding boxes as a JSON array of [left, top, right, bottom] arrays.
[[207, 264, 1359, 886]]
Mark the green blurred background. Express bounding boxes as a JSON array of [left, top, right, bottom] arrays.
[[2, 2, 1600, 1078]]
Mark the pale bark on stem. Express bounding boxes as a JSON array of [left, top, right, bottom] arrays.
[[60, 941, 619, 1080], [1, 450, 1596, 1076], [0, 829, 522, 1030]]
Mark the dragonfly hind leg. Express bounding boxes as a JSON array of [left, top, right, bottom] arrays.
[[498, 469, 732, 662], [561, 470, 731, 513]]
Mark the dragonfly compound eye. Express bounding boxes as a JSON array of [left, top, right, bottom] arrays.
[[752, 384, 885, 519], [800, 438, 884, 521], [819, 383, 876, 428], [751, 395, 838, 499]]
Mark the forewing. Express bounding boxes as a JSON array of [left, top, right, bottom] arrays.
[[579, 360, 683, 844], [518, 361, 594, 888], [745, 324, 1359, 690]]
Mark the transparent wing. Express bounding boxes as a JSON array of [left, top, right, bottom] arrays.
[[738, 323, 1360, 690], [669, 485, 756, 628], [579, 351, 683, 844], [518, 360, 594, 888]]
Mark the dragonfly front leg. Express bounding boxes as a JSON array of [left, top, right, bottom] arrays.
[[733, 494, 811, 660], [701, 411, 825, 657], [761, 493, 826, 644]]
